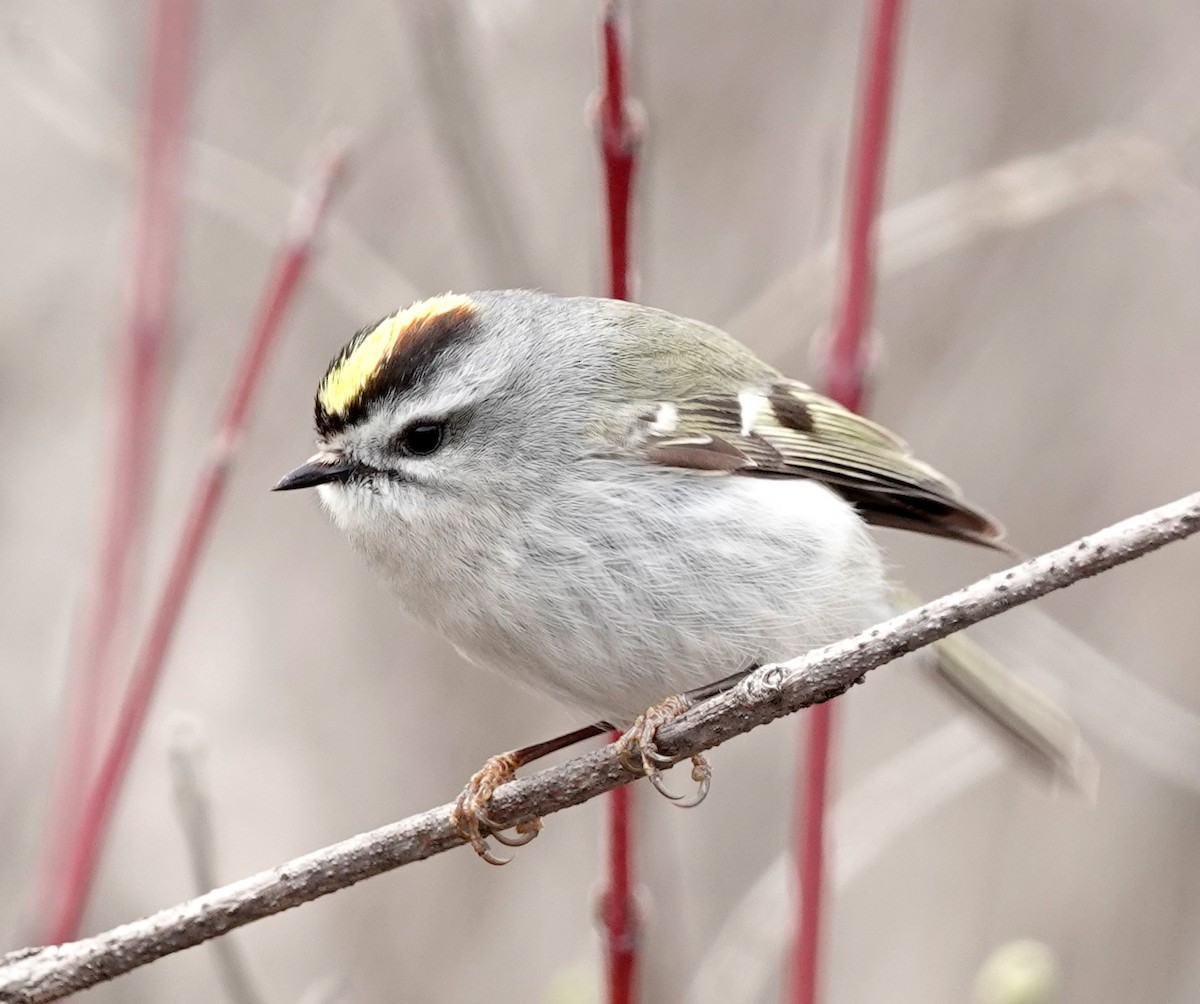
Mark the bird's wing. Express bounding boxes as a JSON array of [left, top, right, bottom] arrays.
[[621, 378, 1007, 550]]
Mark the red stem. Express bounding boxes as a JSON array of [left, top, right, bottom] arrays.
[[823, 0, 903, 415], [43, 146, 349, 945], [604, 775, 637, 1003], [790, 703, 835, 1004], [38, 0, 199, 938], [790, 2, 904, 1002], [599, 4, 639, 303], [597, 5, 641, 1003]]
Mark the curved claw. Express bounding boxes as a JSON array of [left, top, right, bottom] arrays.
[[647, 766, 687, 801], [452, 752, 543, 865], [473, 805, 541, 848], [646, 752, 711, 807], [618, 742, 641, 775], [476, 839, 514, 867], [615, 696, 715, 808], [455, 802, 539, 865], [452, 797, 514, 865], [642, 745, 678, 770], [490, 817, 543, 848]]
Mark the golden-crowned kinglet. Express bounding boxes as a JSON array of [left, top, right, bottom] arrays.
[[276, 290, 1078, 861]]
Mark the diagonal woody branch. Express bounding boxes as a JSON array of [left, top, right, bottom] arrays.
[[2, 490, 1198, 1003]]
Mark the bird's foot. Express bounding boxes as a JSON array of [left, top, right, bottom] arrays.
[[451, 751, 543, 866], [615, 695, 712, 808]]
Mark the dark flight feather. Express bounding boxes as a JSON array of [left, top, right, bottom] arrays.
[[630, 379, 1007, 551]]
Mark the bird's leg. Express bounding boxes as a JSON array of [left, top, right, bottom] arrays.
[[453, 667, 758, 863], [615, 666, 759, 807], [452, 721, 610, 865]]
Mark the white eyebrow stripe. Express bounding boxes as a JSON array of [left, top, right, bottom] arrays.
[[737, 390, 768, 436]]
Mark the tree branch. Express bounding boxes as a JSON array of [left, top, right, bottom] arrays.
[[2, 490, 1198, 1003]]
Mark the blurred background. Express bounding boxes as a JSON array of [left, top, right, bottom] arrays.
[[2, 1, 1200, 1001]]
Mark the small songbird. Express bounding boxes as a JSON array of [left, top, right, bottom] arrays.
[[275, 290, 1077, 862]]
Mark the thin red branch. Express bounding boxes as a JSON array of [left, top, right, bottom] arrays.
[[39, 0, 200, 932], [791, 3, 905, 1003], [599, 2, 640, 303], [43, 144, 349, 945], [824, 0, 903, 414], [791, 701, 836, 1004], [596, 4, 642, 1002], [602, 782, 637, 1003]]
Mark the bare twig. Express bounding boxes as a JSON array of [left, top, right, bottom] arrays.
[[1, 490, 1196, 1003], [43, 143, 349, 945]]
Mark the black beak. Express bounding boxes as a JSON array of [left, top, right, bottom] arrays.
[[273, 452, 356, 491]]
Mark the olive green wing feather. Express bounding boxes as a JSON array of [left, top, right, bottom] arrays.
[[627, 379, 1007, 550]]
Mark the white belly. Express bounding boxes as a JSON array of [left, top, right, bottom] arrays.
[[385, 466, 888, 725]]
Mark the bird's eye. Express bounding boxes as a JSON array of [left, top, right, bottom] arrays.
[[394, 420, 445, 457]]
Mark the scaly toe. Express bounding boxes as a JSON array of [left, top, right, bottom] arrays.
[[451, 752, 541, 865], [617, 728, 644, 774], [616, 696, 714, 807], [642, 744, 677, 771], [451, 790, 507, 864]]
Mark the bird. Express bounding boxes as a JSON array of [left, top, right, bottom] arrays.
[[274, 289, 1081, 862]]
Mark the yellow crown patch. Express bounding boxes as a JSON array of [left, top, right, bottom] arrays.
[[317, 293, 475, 420]]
